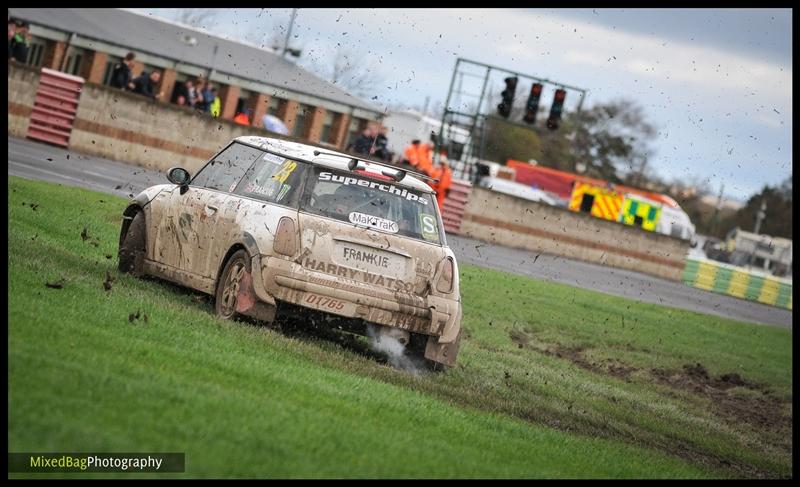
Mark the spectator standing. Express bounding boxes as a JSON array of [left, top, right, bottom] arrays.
[[402, 140, 421, 170], [173, 79, 195, 107], [209, 87, 221, 117], [131, 70, 162, 100], [200, 81, 214, 113], [415, 141, 433, 175], [8, 17, 15, 42], [351, 126, 375, 156], [187, 78, 198, 108], [109, 52, 136, 90], [8, 20, 30, 63], [194, 78, 207, 111], [427, 151, 453, 209], [261, 114, 290, 135], [234, 110, 251, 125], [373, 126, 391, 161]]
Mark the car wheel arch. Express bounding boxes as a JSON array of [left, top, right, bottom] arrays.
[[119, 204, 146, 248], [215, 233, 260, 285]]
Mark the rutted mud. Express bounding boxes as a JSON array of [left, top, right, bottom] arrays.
[[539, 344, 791, 432]]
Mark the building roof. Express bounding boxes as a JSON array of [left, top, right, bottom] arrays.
[[9, 8, 382, 115]]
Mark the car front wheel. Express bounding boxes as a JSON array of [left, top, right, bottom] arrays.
[[118, 212, 146, 276]]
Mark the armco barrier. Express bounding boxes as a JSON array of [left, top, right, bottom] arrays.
[[682, 258, 792, 310], [441, 179, 471, 234], [26, 68, 84, 148]]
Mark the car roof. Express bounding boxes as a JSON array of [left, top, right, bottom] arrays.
[[235, 136, 434, 194]]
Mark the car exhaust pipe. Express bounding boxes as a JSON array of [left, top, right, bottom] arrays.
[[366, 323, 410, 348], [378, 326, 410, 347]]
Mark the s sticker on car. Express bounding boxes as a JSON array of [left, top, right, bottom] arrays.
[[348, 212, 399, 234], [420, 214, 439, 242]]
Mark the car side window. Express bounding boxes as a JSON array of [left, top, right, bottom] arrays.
[[191, 143, 263, 193], [234, 152, 308, 208]]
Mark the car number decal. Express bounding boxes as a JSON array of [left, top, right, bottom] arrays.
[[272, 160, 298, 184], [305, 293, 345, 311]]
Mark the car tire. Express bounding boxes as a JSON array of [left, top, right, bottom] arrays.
[[406, 333, 446, 373], [118, 212, 146, 276], [215, 249, 251, 320]]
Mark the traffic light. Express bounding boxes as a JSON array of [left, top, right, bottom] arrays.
[[497, 76, 517, 118], [523, 83, 543, 124], [546, 88, 567, 130]]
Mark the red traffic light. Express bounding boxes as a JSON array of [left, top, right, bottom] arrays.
[[523, 83, 543, 124], [546, 89, 567, 131]]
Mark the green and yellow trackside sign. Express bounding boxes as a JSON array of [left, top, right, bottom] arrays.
[[682, 258, 792, 310], [620, 196, 662, 232]]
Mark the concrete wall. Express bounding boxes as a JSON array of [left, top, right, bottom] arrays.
[[68, 82, 271, 174], [7, 62, 38, 138], [461, 187, 690, 281], [7, 63, 347, 175]]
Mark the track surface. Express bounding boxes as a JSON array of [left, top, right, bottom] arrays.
[[8, 136, 792, 328]]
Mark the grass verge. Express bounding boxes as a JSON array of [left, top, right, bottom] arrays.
[[8, 176, 791, 478]]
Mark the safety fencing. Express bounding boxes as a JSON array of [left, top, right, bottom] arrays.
[[441, 179, 472, 234], [683, 258, 792, 310], [26, 68, 84, 148]]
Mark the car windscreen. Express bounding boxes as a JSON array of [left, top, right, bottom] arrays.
[[300, 167, 445, 245]]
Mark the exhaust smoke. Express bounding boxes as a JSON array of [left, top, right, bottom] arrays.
[[366, 324, 424, 375]]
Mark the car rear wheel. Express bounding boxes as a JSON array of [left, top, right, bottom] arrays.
[[406, 333, 446, 372], [118, 212, 146, 276], [215, 249, 250, 320]]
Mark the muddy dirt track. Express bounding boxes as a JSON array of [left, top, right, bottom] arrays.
[[8, 136, 792, 329]]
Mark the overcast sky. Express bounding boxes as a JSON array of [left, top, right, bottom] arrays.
[[139, 8, 792, 202]]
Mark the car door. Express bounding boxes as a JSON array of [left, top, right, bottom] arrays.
[[154, 142, 262, 279], [213, 151, 309, 271]]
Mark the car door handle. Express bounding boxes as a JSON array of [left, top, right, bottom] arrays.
[[206, 205, 218, 211]]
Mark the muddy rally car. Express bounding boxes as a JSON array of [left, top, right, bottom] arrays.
[[118, 136, 462, 367]]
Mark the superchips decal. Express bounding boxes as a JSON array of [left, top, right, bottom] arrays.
[[318, 171, 428, 205]]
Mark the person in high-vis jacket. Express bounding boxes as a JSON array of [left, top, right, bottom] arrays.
[[209, 88, 221, 117], [427, 151, 453, 209], [402, 140, 421, 169]]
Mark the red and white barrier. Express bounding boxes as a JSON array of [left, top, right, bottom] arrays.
[[26, 68, 84, 148], [441, 179, 472, 235]]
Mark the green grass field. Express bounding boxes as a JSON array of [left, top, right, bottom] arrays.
[[8, 176, 792, 478]]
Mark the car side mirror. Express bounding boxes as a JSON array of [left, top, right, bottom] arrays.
[[167, 167, 191, 193]]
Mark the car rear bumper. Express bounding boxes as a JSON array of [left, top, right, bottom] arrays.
[[259, 256, 461, 341]]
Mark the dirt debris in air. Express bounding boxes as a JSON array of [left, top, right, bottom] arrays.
[[539, 344, 791, 431]]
